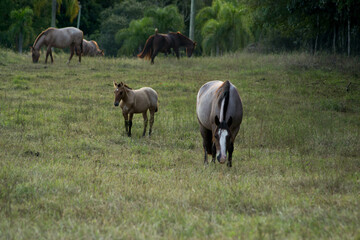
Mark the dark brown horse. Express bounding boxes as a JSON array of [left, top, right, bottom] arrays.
[[196, 81, 243, 167], [31, 27, 83, 64], [138, 29, 196, 64]]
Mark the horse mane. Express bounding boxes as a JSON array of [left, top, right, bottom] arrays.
[[118, 82, 132, 90], [216, 81, 231, 121], [33, 27, 55, 47], [91, 40, 100, 49], [174, 32, 194, 46]]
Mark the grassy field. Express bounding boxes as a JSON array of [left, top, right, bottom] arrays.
[[0, 49, 359, 239]]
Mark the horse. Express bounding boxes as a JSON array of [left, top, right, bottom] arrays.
[[113, 81, 158, 137], [76, 39, 104, 57], [30, 27, 83, 64], [137, 29, 197, 64], [196, 80, 243, 167]]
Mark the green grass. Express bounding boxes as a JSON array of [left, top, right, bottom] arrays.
[[0, 48, 359, 239]]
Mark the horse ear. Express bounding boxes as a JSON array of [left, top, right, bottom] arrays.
[[215, 115, 220, 126], [227, 117, 232, 127], [113, 81, 117, 89]]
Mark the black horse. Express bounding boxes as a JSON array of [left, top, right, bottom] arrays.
[[138, 30, 197, 64]]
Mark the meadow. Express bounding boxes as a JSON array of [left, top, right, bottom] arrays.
[[0, 49, 359, 239]]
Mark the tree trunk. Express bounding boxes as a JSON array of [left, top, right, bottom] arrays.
[[77, 3, 82, 29], [51, 0, 56, 27], [314, 15, 319, 55], [332, 24, 336, 54], [18, 31, 23, 53], [347, 10, 350, 56], [189, 0, 195, 41]]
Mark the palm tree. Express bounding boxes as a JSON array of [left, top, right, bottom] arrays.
[[145, 5, 185, 33], [51, 0, 80, 27], [9, 7, 34, 53], [197, 0, 252, 55]]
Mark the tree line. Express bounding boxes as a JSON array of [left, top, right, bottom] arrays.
[[1, 0, 359, 56]]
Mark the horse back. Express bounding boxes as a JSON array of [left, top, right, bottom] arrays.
[[132, 87, 158, 112], [197, 81, 242, 134], [47, 27, 83, 48]]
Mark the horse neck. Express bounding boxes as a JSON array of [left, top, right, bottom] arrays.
[[33, 35, 46, 50], [123, 87, 134, 102], [178, 34, 193, 47]]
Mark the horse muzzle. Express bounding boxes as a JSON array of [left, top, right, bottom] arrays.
[[114, 102, 119, 107], [217, 154, 227, 164]]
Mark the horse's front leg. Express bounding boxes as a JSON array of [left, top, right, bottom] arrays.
[[212, 143, 216, 163], [142, 110, 148, 137], [122, 111, 129, 134], [128, 113, 134, 137], [227, 142, 234, 168], [174, 48, 180, 59]]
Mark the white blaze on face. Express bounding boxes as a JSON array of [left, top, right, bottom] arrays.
[[217, 129, 229, 162]]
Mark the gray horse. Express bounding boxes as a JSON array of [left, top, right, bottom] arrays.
[[196, 80, 243, 167], [31, 27, 83, 64]]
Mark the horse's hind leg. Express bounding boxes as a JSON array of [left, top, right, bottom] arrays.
[[77, 44, 82, 63], [149, 110, 155, 136], [45, 46, 52, 64], [142, 111, 148, 137], [151, 48, 159, 64], [67, 44, 75, 64]]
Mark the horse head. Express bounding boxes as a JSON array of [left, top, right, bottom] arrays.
[[186, 41, 197, 57], [213, 115, 233, 164], [113, 81, 126, 106], [96, 49, 104, 56], [30, 46, 40, 63]]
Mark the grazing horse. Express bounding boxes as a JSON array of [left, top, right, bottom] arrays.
[[138, 29, 197, 64], [31, 27, 83, 64], [196, 80, 243, 167], [76, 39, 104, 57], [113, 82, 158, 137]]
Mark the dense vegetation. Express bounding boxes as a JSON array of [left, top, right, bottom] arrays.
[[1, 0, 360, 56], [0, 49, 359, 239]]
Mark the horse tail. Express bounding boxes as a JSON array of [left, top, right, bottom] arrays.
[[137, 36, 154, 60]]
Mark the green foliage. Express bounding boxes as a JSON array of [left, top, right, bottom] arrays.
[[145, 5, 185, 33], [116, 17, 154, 56], [8, 6, 34, 53], [196, 0, 252, 56], [56, 0, 79, 23]]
